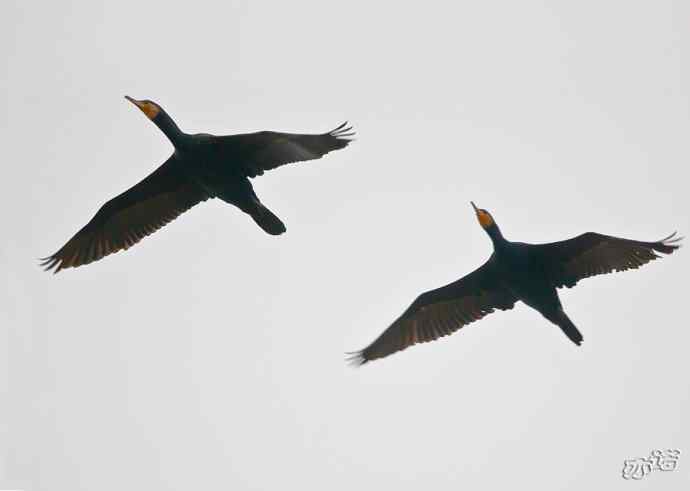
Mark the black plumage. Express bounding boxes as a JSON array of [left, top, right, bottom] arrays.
[[348, 202, 681, 365], [41, 96, 354, 273]]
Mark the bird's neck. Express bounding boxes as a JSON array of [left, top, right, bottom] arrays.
[[153, 111, 185, 147], [486, 224, 507, 247]]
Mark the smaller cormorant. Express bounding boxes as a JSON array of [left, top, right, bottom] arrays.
[[41, 96, 354, 273], [348, 202, 681, 365]]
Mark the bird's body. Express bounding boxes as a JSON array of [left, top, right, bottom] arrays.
[[172, 135, 274, 228], [490, 239, 582, 344], [491, 242, 555, 311], [349, 203, 681, 364], [42, 97, 353, 272]]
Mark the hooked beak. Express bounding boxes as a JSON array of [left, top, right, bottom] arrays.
[[124, 95, 160, 120], [471, 201, 479, 213], [124, 95, 142, 108]]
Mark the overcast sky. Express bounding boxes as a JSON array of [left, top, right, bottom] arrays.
[[2, 1, 689, 490]]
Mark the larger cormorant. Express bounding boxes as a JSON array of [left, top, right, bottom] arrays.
[[41, 96, 354, 273], [348, 202, 681, 365]]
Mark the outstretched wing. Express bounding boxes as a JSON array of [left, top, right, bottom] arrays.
[[217, 122, 354, 178], [41, 156, 211, 273], [348, 260, 517, 365], [530, 232, 682, 289]]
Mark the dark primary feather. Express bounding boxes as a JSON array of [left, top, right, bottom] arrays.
[[531, 232, 682, 288], [218, 122, 355, 178], [347, 260, 517, 365], [41, 156, 210, 273]]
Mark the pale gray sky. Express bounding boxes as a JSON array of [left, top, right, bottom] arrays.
[[2, 1, 689, 490]]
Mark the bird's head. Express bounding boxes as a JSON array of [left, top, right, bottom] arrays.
[[125, 96, 162, 121], [471, 201, 496, 230], [471, 201, 505, 241], [124, 95, 183, 147]]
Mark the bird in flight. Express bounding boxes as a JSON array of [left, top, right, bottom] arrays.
[[348, 202, 681, 365], [41, 96, 354, 273]]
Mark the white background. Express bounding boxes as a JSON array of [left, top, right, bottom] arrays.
[[1, 1, 689, 490]]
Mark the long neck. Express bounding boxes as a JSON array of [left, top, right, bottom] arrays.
[[486, 223, 507, 248], [153, 110, 184, 147]]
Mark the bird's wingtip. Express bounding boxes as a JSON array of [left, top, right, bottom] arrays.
[[345, 350, 367, 367], [657, 231, 683, 253], [39, 254, 63, 273], [330, 121, 356, 139]]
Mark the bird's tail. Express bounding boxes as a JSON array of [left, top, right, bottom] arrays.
[[545, 309, 583, 346], [251, 204, 286, 235]]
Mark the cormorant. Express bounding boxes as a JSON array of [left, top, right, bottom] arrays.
[[41, 96, 354, 273], [348, 202, 681, 365]]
